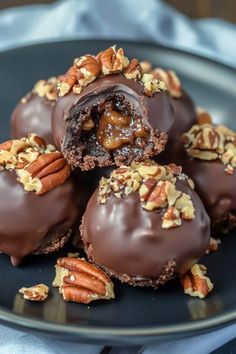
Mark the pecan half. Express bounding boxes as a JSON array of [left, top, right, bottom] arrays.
[[19, 284, 49, 301], [98, 46, 129, 75], [53, 257, 115, 304], [181, 264, 213, 299], [0, 134, 71, 195], [58, 66, 78, 96], [75, 55, 101, 87], [18, 151, 71, 195]]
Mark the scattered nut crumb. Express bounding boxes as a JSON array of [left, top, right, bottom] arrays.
[[19, 284, 49, 302], [205, 237, 221, 254]]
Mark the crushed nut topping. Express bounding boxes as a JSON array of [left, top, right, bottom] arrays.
[[0, 134, 71, 195], [57, 46, 166, 97], [33, 77, 58, 101], [181, 121, 236, 174], [19, 284, 49, 302], [98, 45, 129, 75], [151, 68, 182, 97], [98, 160, 195, 229], [141, 73, 167, 96], [53, 257, 115, 304], [181, 264, 213, 299], [123, 59, 142, 80]]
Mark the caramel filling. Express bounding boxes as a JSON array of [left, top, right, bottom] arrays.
[[95, 107, 147, 150]]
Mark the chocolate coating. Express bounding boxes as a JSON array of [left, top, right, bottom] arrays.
[[81, 179, 210, 287], [11, 92, 55, 144], [178, 150, 236, 232], [0, 170, 80, 266], [158, 90, 196, 163], [52, 74, 174, 169]]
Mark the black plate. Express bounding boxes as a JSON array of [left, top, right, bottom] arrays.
[[0, 39, 236, 345]]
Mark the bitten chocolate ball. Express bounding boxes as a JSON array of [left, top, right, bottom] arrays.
[[52, 47, 174, 171], [179, 116, 236, 233], [0, 134, 82, 266], [81, 161, 210, 288], [11, 78, 58, 144], [146, 67, 196, 162]]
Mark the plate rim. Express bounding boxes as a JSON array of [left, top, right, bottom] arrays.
[[0, 38, 236, 341]]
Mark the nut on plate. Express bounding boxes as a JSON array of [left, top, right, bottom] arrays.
[[19, 284, 49, 301], [53, 257, 115, 304], [181, 264, 213, 299]]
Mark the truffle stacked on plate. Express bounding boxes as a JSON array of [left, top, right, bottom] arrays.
[[2, 45, 227, 303]]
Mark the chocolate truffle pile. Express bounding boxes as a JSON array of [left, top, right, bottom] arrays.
[[1, 45, 224, 302]]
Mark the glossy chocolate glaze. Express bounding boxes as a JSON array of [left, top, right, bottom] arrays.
[[52, 74, 174, 149], [11, 92, 55, 144], [0, 170, 79, 266], [158, 90, 196, 163], [82, 180, 210, 280], [178, 150, 236, 230]]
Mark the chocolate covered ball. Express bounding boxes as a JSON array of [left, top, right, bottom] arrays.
[[179, 117, 236, 233], [0, 134, 82, 266], [52, 47, 174, 171], [144, 67, 196, 162], [81, 161, 210, 288], [11, 78, 58, 144]]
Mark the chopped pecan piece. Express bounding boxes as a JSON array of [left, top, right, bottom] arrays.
[[98, 161, 195, 229], [152, 68, 182, 97], [53, 257, 115, 304], [205, 237, 221, 254], [19, 284, 49, 301], [196, 108, 212, 125], [75, 55, 101, 87], [124, 59, 142, 80], [58, 66, 78, 96], [33, 77, 58, 101], [141, 73, 167, 96], [181, 264, 213, 299], [98, 46, 129, 75]]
